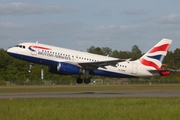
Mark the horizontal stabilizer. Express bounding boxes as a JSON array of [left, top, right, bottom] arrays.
[[148, 69, 171, 76]]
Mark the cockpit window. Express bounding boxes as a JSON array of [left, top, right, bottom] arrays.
[[14, 45, 26, 49]]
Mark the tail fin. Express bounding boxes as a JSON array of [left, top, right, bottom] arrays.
[[139, 38, 172, 70]]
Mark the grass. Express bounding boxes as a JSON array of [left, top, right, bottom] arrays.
[[0, 84, 180, 120], [0, 97, 180, 120], [0, 84, 180, 93]]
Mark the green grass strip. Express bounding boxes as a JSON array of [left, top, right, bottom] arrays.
[[0, 97, 180, 120]]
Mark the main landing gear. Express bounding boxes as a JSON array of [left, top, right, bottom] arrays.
[[76, 70, 91, 84], [76, 77, 91, 84]]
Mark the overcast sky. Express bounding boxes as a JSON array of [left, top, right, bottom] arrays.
[[0, 0, 180, 53]]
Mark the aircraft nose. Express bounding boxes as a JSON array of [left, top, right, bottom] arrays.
[[7, 47, 15, 55], [7, 47, 12, 53]]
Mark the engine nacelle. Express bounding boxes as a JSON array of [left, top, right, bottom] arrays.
[[48, 66, 62, 74], [48, 62, 85, 75]]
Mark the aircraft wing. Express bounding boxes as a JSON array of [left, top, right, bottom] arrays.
[[77, 58, 130, 70]]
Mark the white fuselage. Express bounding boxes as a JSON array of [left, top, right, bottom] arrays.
[[7, 42, 157, 78]]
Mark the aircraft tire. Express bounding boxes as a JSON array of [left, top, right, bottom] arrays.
[[28, 70, 31, 73], [76, 78, 83, 84], [84, 78, 91, 84]]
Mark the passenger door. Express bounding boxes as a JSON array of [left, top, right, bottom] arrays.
[[131, 63, 138, 75]]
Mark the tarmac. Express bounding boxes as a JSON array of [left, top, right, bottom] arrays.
[[0, 90, 180, 98]]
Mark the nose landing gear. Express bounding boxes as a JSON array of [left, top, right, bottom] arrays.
[[28, 63, 34, 73]]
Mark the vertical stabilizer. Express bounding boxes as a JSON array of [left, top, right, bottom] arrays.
[[139, 38, 172, 70]]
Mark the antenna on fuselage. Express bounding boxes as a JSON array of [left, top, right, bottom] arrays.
[[36, 41, 39, 43]]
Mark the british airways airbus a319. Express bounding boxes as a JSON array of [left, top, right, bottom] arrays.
[[7, 38, 172, 84]]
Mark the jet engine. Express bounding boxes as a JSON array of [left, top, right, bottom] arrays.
[[48, 62, 85, 75]]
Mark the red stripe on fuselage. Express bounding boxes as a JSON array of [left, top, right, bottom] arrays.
[[29, 46, 51, 50], [149, 44, 170, 53]]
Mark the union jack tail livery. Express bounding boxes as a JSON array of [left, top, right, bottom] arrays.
[[139, 38, 172, 70]]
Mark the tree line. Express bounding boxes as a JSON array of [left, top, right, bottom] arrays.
[[0, 45, 180, 82]]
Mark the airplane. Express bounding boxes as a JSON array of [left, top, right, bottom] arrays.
[[7, 38, 172, 84]]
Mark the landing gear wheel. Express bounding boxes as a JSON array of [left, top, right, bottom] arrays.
[[28, 70, 31, 73], [84, 78, 91, 84], [76, 77, 83, 84]]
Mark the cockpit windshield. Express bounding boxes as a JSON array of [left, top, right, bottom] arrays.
[[14, 45, 26, 49]]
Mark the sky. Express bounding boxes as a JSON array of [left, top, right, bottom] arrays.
[[0, 0, 180, 53]]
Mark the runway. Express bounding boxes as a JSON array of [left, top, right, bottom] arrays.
[[0, 90, 180, 98]]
